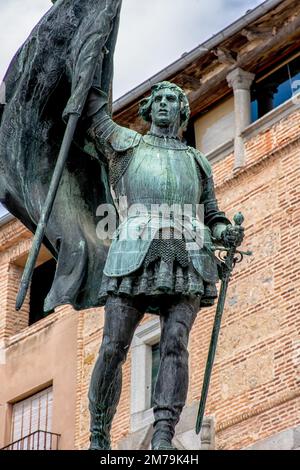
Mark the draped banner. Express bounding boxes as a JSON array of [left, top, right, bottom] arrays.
[[0, 0, 122, 311]]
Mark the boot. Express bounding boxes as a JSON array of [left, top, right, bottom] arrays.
[[151, 421, 177, 450], [89, 411, 111, 450], [89, 431, 111, 450]]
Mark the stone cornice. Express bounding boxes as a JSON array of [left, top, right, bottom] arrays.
[[241, 96, 300, 139]]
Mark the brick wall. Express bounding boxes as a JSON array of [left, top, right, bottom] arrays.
[[0, 228, 32, 343], [190, 107, 300, 449]]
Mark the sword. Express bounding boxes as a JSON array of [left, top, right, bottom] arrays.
[[195, 212, 252, 435]]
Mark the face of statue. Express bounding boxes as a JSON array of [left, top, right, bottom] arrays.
[[150, 89, 181, 129]]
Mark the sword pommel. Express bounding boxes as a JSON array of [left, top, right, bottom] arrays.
[[233, 212, 244, 226]]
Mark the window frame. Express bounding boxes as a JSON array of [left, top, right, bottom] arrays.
[[130, 318, 161, 432], [10, 385, 53, 450], [251, 51, 300, 122]]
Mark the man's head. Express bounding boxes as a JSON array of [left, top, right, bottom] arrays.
[[139, 82, 190, 134]]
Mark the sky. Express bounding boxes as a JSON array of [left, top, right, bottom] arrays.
[[0, 0, 265, 100]]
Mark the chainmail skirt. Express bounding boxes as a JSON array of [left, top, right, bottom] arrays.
[[98, 257, 218, 311]]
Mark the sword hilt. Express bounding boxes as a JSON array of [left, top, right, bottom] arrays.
[[212, 212, 252, 260]]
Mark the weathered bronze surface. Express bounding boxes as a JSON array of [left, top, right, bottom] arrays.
[[0, 0, 245, 450]]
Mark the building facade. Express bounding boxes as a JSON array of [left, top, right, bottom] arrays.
[[0, 0, 299, 450]]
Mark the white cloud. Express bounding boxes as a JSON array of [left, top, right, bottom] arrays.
[[0, 0, 264, 99]]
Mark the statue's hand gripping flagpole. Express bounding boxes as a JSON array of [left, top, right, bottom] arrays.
[[195, 212, 252, 435]]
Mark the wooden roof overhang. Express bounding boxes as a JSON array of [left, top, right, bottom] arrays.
[[113, 0, 300, 132]]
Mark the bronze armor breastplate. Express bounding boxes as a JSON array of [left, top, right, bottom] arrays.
[[114, 135, 202, 213]]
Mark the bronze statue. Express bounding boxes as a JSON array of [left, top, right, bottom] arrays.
[[84, 81, 244, 450], [0, 0, 244, 450]]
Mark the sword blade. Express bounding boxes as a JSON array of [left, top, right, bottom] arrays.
[[195, 265, 230, 435]]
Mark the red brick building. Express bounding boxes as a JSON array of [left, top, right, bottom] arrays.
[[0, 0, 299, 450]]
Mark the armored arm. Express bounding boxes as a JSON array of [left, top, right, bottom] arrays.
[[196, 151, 231, 242], [200, 166, 244, 247], [201, 174, 231, 240], [86, 87, 141, 159]]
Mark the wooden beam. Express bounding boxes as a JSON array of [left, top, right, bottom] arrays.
[[237, 14, 300, 65], [188, 13, 300, 109], [214, 47, 237, 65], [175, 74, 202, 91], [241, 26, 277, 41]]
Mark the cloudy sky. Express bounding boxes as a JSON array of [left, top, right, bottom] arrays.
[[0, 0, 265, 99]]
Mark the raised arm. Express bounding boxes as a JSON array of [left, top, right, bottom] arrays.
[[86, 87, 141, 160]]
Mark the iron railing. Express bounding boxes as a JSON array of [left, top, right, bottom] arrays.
[[1, 430, 60, 450]]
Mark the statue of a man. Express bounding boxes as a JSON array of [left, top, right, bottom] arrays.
[[85, 81, 244, 450], [0, 1, 245, 451]]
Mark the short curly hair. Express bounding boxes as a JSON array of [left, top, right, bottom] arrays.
[[139, 81, 190, 131]]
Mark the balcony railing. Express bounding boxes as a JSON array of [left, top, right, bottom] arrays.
[[1, 430, 61, 450]]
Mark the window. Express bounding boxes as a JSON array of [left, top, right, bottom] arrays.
[[7, 256, 56, 336], [251, 54, 300, 121], [29, 259, 56, 325], [150, 343, 160, 407], [130, 318, 161, 432], [128, 321, 215, 450], [10, 387, 55, 450]]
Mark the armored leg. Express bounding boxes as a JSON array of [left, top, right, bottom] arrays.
[[88, 295, 144, 450], [152, 297, 199, 450]]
